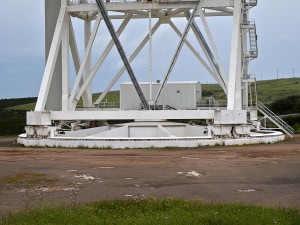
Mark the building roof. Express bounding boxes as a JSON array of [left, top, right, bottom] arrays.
[[121, 81, 201, 85]]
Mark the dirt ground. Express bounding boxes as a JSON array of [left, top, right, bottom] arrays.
[[0, 135, 300, 215]]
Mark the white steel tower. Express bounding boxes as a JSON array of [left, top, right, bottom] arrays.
[[18, 0, 292, 148]]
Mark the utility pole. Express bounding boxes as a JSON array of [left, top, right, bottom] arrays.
[[277, 70, 279, 79], [293, 68, 295, 78]]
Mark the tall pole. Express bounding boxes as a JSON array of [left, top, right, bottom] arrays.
[[149, 10, 153, 106], [293, 68, 295, 78]]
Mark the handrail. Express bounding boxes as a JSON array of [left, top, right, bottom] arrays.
[[257, 101, 294, 137]]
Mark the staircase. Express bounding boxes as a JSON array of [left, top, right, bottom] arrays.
[[257, 101, 294, 137]]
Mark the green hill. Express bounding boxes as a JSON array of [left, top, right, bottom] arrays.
[[2, 78, 300, 111], [201, 77, 300, 103]]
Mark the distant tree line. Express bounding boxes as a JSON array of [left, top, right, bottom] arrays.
[[268, 95, 300, 115], [0, 97, 37, 110]]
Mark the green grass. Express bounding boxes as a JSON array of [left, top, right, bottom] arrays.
[[201, 77, 300, 103], [6, 102, 36, 111], [1, 199, 299, 225], [256, 78, 300, 103]]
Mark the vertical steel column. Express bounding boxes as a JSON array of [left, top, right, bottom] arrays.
[[61, 9, 70, 111], [242, 9, 249, 108], [44, 0, 62, 111], [227, 0, 243, 110], [85, 19, 92, 107], [36, 1, 67, 111], [148, 10, 153, 105]]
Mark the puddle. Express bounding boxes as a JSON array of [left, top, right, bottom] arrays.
[[187, 171, 202, 177], [237, 189, 256, 193], [74, 174, 96, 180], [124, 177, 135, 180], [66, 170, 78, 172], [35, 187, 49, 192], [177, 171, 202, 177], [181, 157, 202, 160]]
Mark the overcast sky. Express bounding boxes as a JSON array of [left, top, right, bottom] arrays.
[[0, 0, 299, 99]]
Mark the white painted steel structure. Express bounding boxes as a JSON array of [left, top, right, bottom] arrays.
[[18, 0, 291, 148]]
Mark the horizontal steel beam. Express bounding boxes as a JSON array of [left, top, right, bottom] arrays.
[[35, 110, 215, 121], [51, 110, 215, 120], [67, 0, 234, 12]]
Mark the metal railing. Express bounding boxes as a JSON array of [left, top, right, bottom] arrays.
[[95, 101, 120, 108], [197, 100, 227, 109], [245, 0, 257, 6], [69, 0, 140, 4], [257, 101, 294, 137]]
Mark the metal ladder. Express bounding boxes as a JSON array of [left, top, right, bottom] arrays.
[[95, 0, 149, 109], [257, 101, 294, 137], [244, 0, 258, 7], [241, 20, 258, 59]]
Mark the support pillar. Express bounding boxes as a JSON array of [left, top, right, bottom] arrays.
[[227, 0, 243, 111], [45, 0, 62, 111]]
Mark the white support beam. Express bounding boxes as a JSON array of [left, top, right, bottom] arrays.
[[35, 6, 68, 111], [198, 9, 228, 91], [69, 20, 90, 107], [49, 110, 215, 121], [94, 20, 162, 105], [227, 0, 243, 110], [69, 15, 101, 109], [187, 12, 227, 92], [85, 20, 93, 106], [73, 13, 133, 107], [67, 0, 234, 12], [154, 1, 201, 104], [62, 13, 70, 111], [84, 12, 233, 20], [168, 20, 216, 77]]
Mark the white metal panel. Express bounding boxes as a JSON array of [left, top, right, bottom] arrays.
[[214, 110, 247, 125], [50, 110, 214, 121]]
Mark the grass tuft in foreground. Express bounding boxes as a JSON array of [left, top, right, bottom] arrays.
[[1, 199, 300, 225]]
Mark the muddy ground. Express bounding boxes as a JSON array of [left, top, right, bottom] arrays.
[[0, 135, 300, 215]]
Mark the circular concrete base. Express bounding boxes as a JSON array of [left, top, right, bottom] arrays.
[[18, 130, 285, 149]]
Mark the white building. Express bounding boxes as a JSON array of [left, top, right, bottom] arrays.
[[120, 81, 201, 110]]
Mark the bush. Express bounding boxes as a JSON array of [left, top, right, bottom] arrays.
[[0, 110, 26, 136], [269, 95, 300, 115]]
